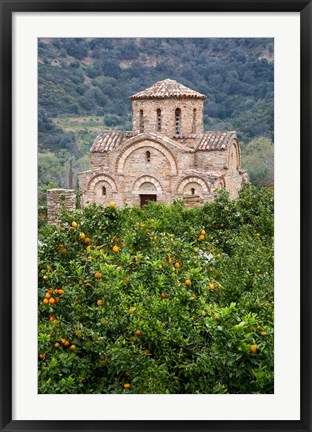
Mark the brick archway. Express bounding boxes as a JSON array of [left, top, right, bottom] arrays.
[[88, 174, 118, 192], [115, 138, 178, 176], [176, 176, 210, 194], [132, 175, 163, 194]]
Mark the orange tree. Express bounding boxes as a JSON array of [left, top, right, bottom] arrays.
[[38, 184, 274, 394]]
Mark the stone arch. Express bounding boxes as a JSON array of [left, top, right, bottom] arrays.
[[177, 176, 210, 194], [115, 138, 178, 176], [215, 177, 226, 190], [227, 140, 241, 170], [132, 175, 163, 194], [88, 174, 118, 192]]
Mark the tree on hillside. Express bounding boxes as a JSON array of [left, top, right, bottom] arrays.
[[242, 137, 274, 187]]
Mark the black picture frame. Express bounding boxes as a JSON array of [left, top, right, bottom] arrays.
[[1, 1, 311, 431]]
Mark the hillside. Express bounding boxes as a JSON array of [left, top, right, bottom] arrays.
[[38, 38, 274, 190]]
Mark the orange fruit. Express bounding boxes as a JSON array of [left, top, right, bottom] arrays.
[[97, 299, 103, 306], [200, 229, 206, 235], [57, 289, 64, 295], [199, 234, 205, 241], [49, 297, 55, 304], [109, 201, 116, 208], [134, 330, 142, 337], [54, 342, 60, 348], [123, 383, 131, 389], [55, 297, 60, 303], [70, 344, 76, 351], [71, 221, 77, 228], [261, 331, 267, 336], [250, 344, 257, 354], [86, 245, 92, 251], [94, 272, 102, 279], [174, 262, 180, 268], [59, 247, 68, 254], [64, 341, 70, 347], [49, 315, 56, 322], [45, 293, 51, 299], [79, 232, 86, 240], [43, 298, 49, 304], [100, 355, 106, 361], [168, 257, 173, 264], [160, 292, 168, 299], [39, 354, 46, 359], [47, 265, 52, 271], [47, 289, 53, 294], [112, 245, 120, 253], [208, 282, 215, 289], [84, 237, 91, 244], [185, 279, 191, 286], [220, 223, 225, 228]]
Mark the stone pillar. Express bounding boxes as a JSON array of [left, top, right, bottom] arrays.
[[47, 189, 76, 226]]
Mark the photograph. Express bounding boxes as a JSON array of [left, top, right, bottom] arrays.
[[37, 37, 274, 395]]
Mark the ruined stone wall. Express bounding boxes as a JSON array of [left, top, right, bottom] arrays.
[[132, 98, 204, 137], [47, 189, 76, 226]]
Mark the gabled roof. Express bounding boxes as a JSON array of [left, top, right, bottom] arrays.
[[196, 131, 237, 151], [90, 130, 237, 153], [90, 131, 133, 153], [130, 79, 206, 100]]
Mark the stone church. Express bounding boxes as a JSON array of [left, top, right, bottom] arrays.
[[73, 79, 245, 209]]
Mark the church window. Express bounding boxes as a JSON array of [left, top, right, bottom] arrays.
[[139, 110, 144, 133], [175, 108, 181, 135], [156, 109, 162, 132], [191, 188, 195, 195], [192, 108, 197, 133], [146, 151, 151, 162], [102, 186, 106, 196]]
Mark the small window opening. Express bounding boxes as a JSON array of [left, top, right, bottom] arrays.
[[192, 108, 197, 133], [191, 188, 195, 195], [139, 110, 144, 133], [175, 108, 181, 135], [146, 151, 151, 162], [102, 186, 107, 196], [156, 109, 162, 132]]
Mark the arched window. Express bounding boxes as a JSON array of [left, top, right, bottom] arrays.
[[191, 188, 195, 195], [192, 108, 197, 133], [175, 108, 181, 135], [102, 186, 107, 196], [139, 110, 144, 133], [156, 109, 161, 132], [146, 151, 151, 162]]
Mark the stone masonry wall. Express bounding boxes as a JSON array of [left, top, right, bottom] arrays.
[[47, 189, 76, 226], [132, 98, 204, 137]]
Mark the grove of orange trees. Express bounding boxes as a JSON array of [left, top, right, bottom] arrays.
[[38, 185, 274, 394]]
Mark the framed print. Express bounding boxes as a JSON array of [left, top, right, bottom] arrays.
[[1, 0, 311, 431]]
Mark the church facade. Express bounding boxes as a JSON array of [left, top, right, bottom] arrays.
[[77, 79, 248, 208]]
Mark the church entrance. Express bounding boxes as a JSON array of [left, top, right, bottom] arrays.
[[140, 194, 157, 207]]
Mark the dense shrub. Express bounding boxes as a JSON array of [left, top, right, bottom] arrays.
[[38, 185, 274, 394]]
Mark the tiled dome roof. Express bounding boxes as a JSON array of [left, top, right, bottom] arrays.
[[130, 79, 206, 100]]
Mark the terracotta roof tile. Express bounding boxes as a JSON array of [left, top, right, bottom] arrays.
[[90, 131, 133, 153], [196, 131, 237, 151], [130, 79, 206, 100]]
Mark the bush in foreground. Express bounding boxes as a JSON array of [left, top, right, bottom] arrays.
[[38, 185, 274, 394]]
